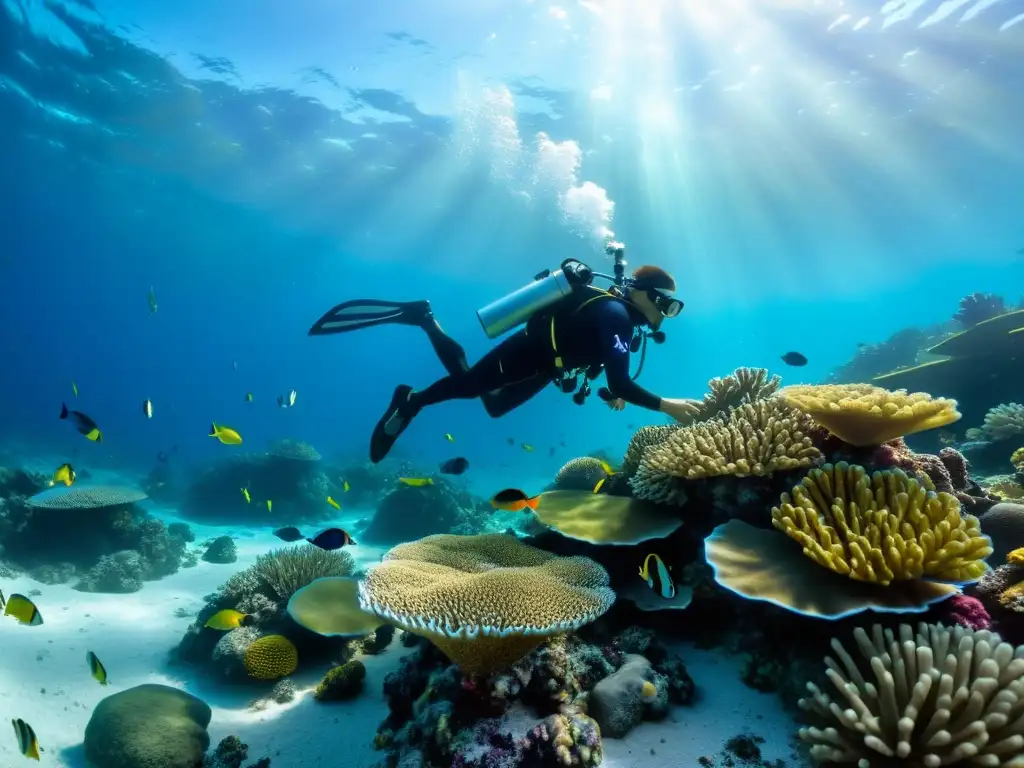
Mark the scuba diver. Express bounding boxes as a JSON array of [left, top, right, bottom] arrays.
[[308, 243, 698, 463]]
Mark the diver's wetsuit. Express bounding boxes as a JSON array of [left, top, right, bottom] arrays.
[[410, 296, 662, 415]]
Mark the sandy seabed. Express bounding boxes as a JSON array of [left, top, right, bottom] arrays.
[[0, 502, 809, 768]]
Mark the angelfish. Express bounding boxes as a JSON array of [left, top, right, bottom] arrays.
[[60, 403, 103, 442], [639, 553, 675, 600]]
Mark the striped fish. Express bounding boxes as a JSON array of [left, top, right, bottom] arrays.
[[638, 553, 676, 599], [12, 718, 40, 760]]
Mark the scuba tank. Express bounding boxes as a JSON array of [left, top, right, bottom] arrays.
[[476, 258, 595, 339]]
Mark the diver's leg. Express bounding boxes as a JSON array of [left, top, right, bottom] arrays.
[[480, 373, 550, 418], [419, 308, 470, 376]]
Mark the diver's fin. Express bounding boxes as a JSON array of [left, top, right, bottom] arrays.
[[308, 299, 430, 336], [370, 385, 418, 463]]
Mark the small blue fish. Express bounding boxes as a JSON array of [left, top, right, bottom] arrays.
[[307, 527, 356, 550], [639, 553, 675, 599]]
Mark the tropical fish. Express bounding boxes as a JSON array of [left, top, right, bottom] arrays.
[[549, 446, 556, 458], [204, 609, 253, 630], [639, 553, 675, 599], [277, 390, 297, 408], [241, 488, 251, 504], [781, 351, 808, 367], [4, 594, 43, 626], [939, 430, 956, 446], [147, 286, 158, 314], [11, 718, 40, 760], [273, 526, 305, 542], [71, 380, 78, 397], [307, 527, 356, 550], [593, 477, 607, 494], [439, 457, 469, 475], [399, 477, 433, 487], [507, 437, 515, 446], [60, 403, 102, 442], [342, 479, 350, 492], [593, 460, 617, 494], [209, 423, 242, 445], [445, 433, 454, 442], [641, 681, 657, 699], [326, 495, 341, 510], [86, 651, 108, 685], [51, 462, 76, 488], [491, 488, 540, 512], [266, 499, 273, 513], [142, 399, 153, 419], [521, 443, 534, 452], [0, 589, 5, 611], [245, 392, 253, 402]]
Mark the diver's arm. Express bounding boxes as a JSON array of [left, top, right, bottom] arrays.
[[597, 308, 663, 411]]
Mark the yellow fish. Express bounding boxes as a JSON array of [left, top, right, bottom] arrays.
[[51, 462, 76, 488], [641, 680, 657, 699], [245, 393, 253, 402], [600, 460, 616, 476], [209, 422, 242, 445], [593, 477, 607, 494], [204, 609, 252, 630], [522, 443, 534, 452], [399, 477, 434, 487], [71, 380, 78, 397], [266, 499, 272, 513], [445, 433, 454, 442], [241, 488, 251, 504], [327, 496, 341, 510], [343, 479, 350, 493], [86, 651, 108, 685], [4, 594, 43, 626], [12, 718, 40, 761], [592, 461, 616, 493]]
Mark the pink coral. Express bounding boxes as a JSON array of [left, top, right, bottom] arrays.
[[937, 594, 992, 631]]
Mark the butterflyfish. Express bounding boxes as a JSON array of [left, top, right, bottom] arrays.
[[266, 499, 273, 512], [399, 477, 433, 487], [4, 594, 43, 626], [343, 479, 350, 492], [326, 495, 341, 510], [639, 553, 676, 599], [521, 443, 534, 452], [307, 527, 356, 550], [142, 399, 153, 419], [86, 651, 108, 685], [241, 487, 251, 504], [209, 423, 242, 445], [60, 403, 102, 442], [51, 462, 76, 487], [204, 609, 253, 630], [490, 488, 541, 512], [245, 392, 253, 402], [12, 718, 40, 760], [445, 433, 454, 442], [0, 589, 5, 611]]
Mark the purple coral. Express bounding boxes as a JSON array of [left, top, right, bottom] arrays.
[[936, 594, 992, 631]]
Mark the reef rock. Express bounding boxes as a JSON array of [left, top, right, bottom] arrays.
[[587, 654, 667, 738], [202, 536, 237, 564], [361, 481, 489, 544], [84, 684, 210, 768]]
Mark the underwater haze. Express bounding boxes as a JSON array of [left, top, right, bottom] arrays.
[[2, 0, 1024, 767]]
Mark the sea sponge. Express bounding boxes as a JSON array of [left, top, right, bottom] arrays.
[[532, 490, 682, 545], [622, 425, 681, 477], [242, 635, 298, 680], [771, 462, 991, 585], [314, 659, 366, 701], [553, 458, 610, 492], [357, 533, 615, 675], [797, 622, 1024, 767], [781, 383, 961, 447], [979, 403, 1024, 442], [639, 397, 822, 481]]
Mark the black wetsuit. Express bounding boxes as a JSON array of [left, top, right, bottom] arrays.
[[410, 294, 662, 416]]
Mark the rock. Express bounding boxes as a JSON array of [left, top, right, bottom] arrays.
[[211, 626, 261, 680], [362, 624, 396, 654], [202, 536, 237, 564], [84, 683, 210, 768], [315, 659, 366, 701], [588, 654, 666, 738], [980, 502, 1024, 563]]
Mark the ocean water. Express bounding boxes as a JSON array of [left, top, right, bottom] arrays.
[[1, 1, 1023, 766]]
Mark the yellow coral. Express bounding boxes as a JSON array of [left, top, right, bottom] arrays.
[[781, 383, 960, 447], [989, 479, 1024, 500], [1012, 446, 1024, 470], [771, 462, 991, 585], [998, 581, 1024, 607], [357, 534, 615, 675], [243, 635, 298, 680], [1008, 547, 1024, 565], [640, 398, 822, 480]]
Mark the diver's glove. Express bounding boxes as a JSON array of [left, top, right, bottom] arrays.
[[561, 259, 593, 286]]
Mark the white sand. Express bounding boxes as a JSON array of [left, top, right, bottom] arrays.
[[0, 507, 808, 768]]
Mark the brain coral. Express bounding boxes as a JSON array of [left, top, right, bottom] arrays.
[[781, 383, 961, 447], [553, 457, 610, 492], [243, 635, 298, 680], [357, 533, 615, 675], [797, 622, 1024, 767]]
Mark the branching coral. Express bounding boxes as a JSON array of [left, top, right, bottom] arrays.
[[782, 383, 961, 447], [978, 403, 1024, 442], [638, 397, 822, 481], [553, 458, 610, 492], [771, 462, 991, 585], [250, 546, 354, 603], [357, 534, 615, 675], [700, 366, 783, 419], [797, 622, 1024, 767], [621, 425, 680, 478]]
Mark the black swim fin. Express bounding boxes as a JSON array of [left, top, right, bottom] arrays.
[[370, 384, 418, 463], [308, 299, 431, 336]]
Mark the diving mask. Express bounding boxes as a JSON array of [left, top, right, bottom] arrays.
[[647, 289, 683, 318]]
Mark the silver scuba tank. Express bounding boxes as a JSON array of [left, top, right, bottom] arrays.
[[476, 269, 573, 339]]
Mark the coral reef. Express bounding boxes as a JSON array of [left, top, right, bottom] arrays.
[[826, 327, 933, 385], [358, 534, 615, 675], [797, 623, 1024, 767], [0, 477, 193, 591], [552, 457, 610, 492], [181, 439, 332, 523], [202, 735, 271, 768], [972, 548, 1024, 645], [360, 476, 491, 544], [977, 402, 1024, 442], [314, 659, 366, 701], [587, 654, 668, 737], [978, 501, 1024, 564], [621, 425, 680, 478], [954, 291, 1007, 328], [202, 536, 237, 564], [175, 545, 357, 682], [84, 684, 211, 768]]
